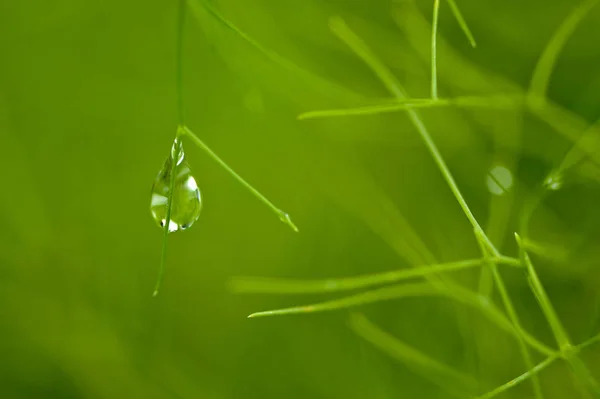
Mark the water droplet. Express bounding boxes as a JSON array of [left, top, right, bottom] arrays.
[[486, 165, 513, 196], [543, 171, 563, 191], [150, 137, 202, 232]]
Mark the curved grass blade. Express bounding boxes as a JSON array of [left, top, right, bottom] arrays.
[[529, 0, 599, 101], [446, 0, 477, 48], [350, 313, 477, 397], [182, 126, 298, 232], [232, 256, 521, 295]]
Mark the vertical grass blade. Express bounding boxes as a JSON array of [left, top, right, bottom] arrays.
[[431, 0, 440, 99], [154, 0, 188, 297]]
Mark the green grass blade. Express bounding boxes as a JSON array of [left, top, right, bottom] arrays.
[[349, 313, 477, 397], [232, 257, 522, 295], [431, 0, 440, 99], [325, 17, 500, 255], [529, 0, 598, 101], [298, 95, 520, 119], [515, 233, 570, 350], [247, 282, 439, 318], [446, 0, 477, 47], [516, 233, 600, 395], [577, 333, 600, 351], [475, 230, 544, 399], [153, 128, 185, 297], [232, 258, 483, 295], [475, 355, 558, 399], [247, 279, 556, 357], [187, 0, 363, 104], [182, 126, 298, 232]]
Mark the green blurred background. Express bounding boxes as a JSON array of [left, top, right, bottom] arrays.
[[2, 0, 600, 398]]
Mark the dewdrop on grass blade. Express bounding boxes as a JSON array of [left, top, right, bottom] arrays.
[[543, 170, 563, 191], [150, 135, 202, 232]]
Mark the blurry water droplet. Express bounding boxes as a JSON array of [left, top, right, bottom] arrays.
[[543, 171, 563, 191], [150, 137, 202, 232], [486, 165, 513, 196]]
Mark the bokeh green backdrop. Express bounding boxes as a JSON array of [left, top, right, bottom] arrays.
[[2, 0, 600, 398]]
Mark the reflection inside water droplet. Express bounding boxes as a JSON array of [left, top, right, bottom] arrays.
[[543, 172, 563, 191], [150, 137, 202, 232], [486, 165, 513, 196]]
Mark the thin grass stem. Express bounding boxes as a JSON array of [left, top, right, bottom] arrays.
[[232, 257, 521, 295], [475, 355, 558, 399], [475, 229, 544, 399], [247, 280, 557, 357], [516, 233, 600, 395], [446, 0, 477, 47], [298, 95, 521, 119], [431, 0, 440, 99], [187, 0, 363, 104], [327, 16, 498, 255], [153, 127, 186, 297], [153, 0, 188, 297], [181, 126, 298, 232]]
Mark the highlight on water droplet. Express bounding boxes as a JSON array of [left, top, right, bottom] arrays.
[[486, 164, 513, 196], [543, 171, 563, 191], [150, 137, 202, 232]]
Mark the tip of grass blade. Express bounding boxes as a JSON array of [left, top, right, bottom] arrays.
[[446, 0, 477, 48], [277, 210, 299, 232]]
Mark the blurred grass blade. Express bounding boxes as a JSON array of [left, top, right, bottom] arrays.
[[475, 230, 544, 399], [350, 313, 477, 397], [431, 0, 440, 99], [247, 282, 438, 318], [232, 257, 522, 295], [446, 0, 477, 47], [476, 355, 558, 399], [233, 258, 483, 294], [182, 126, 298, 232], [529, 0, 598, 100], [188, 0, 363, 104], [299, 95, 521, 119], [247, 279, 555, 357], [328, 15, 496, 255], [577, 333, 600, 351]]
